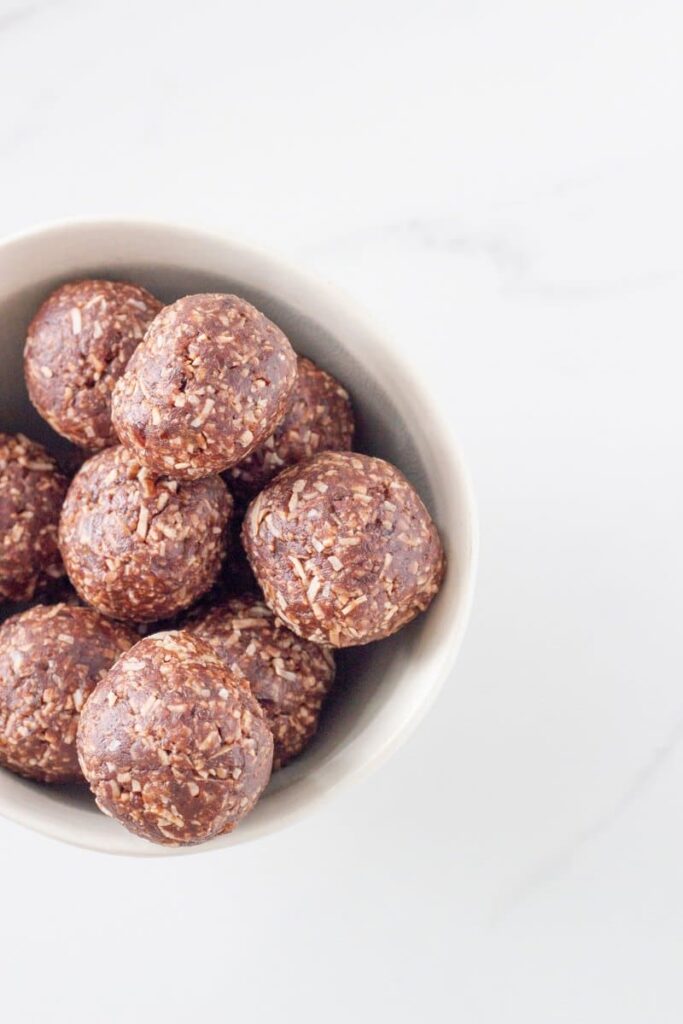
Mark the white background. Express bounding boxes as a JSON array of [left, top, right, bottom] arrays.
[[1, 1, 682, 1021]]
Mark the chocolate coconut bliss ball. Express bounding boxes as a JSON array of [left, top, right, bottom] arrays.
[[111, 294, 298, 480], [0, 604, 135, 782], [59, 446, 232, 622], [0, 433, 67, 604], [77, 631, 273, 846], [25, 279, 162, 450], [242, 451, 445, 648], [224, 355, 354, 502], [185, 595, 336, 768]]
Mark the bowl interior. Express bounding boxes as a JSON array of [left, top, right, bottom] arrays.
[[0, 221, 475, 855]]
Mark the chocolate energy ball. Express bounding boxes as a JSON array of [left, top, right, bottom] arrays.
[[59, 446, 232, 622], [78, 631, 274, 846], [224, 356, 354, 502], [0, 604, 135, 782], [25, 279, 162, 450], [185, 595, 335, 769], [242, 451, 445, 648], [111, 293, 298, 480], [0, 433, 67, 604]]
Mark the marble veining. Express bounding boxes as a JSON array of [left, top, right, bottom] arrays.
[[0, 1, 681, 1020]]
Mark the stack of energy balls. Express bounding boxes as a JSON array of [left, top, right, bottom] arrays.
[[0, 280, 444, 847]]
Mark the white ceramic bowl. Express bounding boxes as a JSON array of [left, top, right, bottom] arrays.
[[0, 218, 477, 856]]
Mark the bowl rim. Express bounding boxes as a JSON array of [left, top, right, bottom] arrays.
[[0, 215, 479, 856]]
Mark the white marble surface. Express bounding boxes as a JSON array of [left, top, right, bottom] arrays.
[[1, 1, 682, 1020]]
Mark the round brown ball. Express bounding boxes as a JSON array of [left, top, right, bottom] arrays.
[[0, 433, 67, 604], [185, 595, 335, 769], [242, 451, 445, 647], [59, 446, 232, 622], [111, 293, 298, 480], [77, 631, 274, 846], [224, 355, 354, 501], [25, 279, 162, 450], [0, 604, 136, 782]]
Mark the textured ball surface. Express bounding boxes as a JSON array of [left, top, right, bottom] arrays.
[[186, 594, 335, 768], [243, 451, 445, 647], [112, 293, 297, 479], [25, 279, 162, 450], [224, 355, 354, 501], [59, 446, 232, 622], [0, 433, 67, 604], [0, 604, 135, 782], [77, 631, 274, 846]]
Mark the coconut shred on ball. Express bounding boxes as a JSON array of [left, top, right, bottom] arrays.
[[224, 355, 354, 502], [0, 604, 136, 783], [77, 631, 274, 846], [24, 279, 162, 450], [59, 446, 232, 622], [111, 294, 298, 480], [0, 433, 67, 604], [242, 451, 445, 648], [185, 595, 336, 768]]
